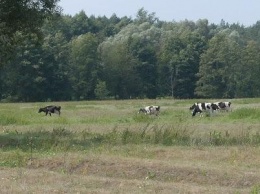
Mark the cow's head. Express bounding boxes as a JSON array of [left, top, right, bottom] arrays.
[[155, 106, 160, 111], [189, 103, 198, 110], [192, 108, 200, 116], [138, 108, 147, 114], [38, 108, 45, 113], [55, 106, 61, 111]]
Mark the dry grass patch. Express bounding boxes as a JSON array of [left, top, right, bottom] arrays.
[[1, 146, 260, 194], [1, 145, 259, 193]]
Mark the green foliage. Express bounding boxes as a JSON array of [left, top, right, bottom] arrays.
[[134, 8, 158, 24], [100, 21, 162, 99], [69, 33, 100, 100], [236, 41, 260, 97], [2, 6, 260, 101], [0, 0, 61, 67], [196, 32, 241, 98], [94, 80, 109, 100], [158, 29, 206, 98]]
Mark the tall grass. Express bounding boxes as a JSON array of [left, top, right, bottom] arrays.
[[229, 108, 260, 120], [1, 124, 260, 152]]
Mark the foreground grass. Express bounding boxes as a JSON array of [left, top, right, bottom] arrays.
[[1, 144, 260, 193], [0, 98, 260, 193]]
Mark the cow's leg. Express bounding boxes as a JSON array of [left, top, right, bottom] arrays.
[[192, 110, 197, 117], [209, 109, 212, 117]]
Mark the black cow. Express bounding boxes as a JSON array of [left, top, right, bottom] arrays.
[[38, 105, 61, 116]]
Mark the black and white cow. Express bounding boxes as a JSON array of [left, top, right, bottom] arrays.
[[213, 101, 232, 112], [38, 105, 61, 116], [138, 105, 160, 116], [189, 102, 219, 117]]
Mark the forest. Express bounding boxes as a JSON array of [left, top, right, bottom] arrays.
[[1, 1, 260, 102]]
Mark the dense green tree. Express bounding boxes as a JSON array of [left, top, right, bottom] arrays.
[[236, 41, 260, 97], [159, 33, 183, 97], [1, 33, 43, 101], [196, 31, 241, 98], [245, 21, 260, 43], [195, 19, 210, 39], [1, 7, 260, 101], [100, 21, 162, 99], [128, 24, 162, 98], [94, 80, 109, 100], [100, 39, 141, 99], [158, 25, 206, 98], [134, 8, 158, 25], [0, 0, 61, 66], [0, 31, 70, 102], [69, 33, 100, 100], [40, 32, 71, 101]]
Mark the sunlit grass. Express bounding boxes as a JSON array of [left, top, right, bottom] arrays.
[[0, 98, 259, 165], [0, 99, 259, 193]]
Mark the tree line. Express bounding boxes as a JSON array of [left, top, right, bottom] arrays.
[[1, 3, 260, 102]]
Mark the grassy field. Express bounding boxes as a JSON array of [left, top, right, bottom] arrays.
[[0, 98, 260, 193]]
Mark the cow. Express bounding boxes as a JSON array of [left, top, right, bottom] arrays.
[[189, 102, 218, 117], [138, 105, 160, 116], [38, 105, 61, 116], [213, 101, 232, 112]]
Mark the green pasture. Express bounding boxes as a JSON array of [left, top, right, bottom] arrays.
[[0, 99, 260, 193], [0, 98, 259, 125], [0, 98, 259, 156]]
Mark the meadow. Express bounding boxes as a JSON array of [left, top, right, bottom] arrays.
[[0, 98, 260, 193]]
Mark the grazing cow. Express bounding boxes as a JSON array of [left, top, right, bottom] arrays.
[[213, 101, 232, 112], [138, 105, 160, 116], [38, 105, 61, 116], [189, 102, 218, 117]]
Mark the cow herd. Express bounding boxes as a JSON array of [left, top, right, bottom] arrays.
[[38, 101, 231, 117], [138, 101, 231, 117]]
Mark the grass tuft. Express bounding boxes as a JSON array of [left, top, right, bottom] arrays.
[[251, 185, 260, 194], [0, 114, 29, 125]]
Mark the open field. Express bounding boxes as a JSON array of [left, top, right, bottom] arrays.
[[0, 98, 260, 193]]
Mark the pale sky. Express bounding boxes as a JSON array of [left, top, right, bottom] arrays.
[[58, 0, 260, 26]]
